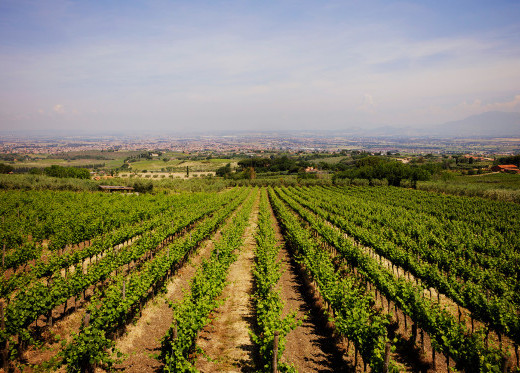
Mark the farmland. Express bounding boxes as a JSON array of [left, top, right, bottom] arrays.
[[0, 186, 519, 372]]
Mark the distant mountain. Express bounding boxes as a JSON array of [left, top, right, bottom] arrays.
[[331, 111, 520, 138], [432, 111, 520, 137]]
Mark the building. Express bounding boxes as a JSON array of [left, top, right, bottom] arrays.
[[491, 165, 520, 173]]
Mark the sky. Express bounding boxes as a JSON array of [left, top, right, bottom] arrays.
[[1, 0, 520, 133]]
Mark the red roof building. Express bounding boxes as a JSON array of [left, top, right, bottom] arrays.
[[491, 165, 520, 173]]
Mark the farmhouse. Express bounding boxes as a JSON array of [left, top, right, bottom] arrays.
[[491, 164, 520, 173]]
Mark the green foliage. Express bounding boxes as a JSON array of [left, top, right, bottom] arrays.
[[160, 189, 256, 372], [419, 172, 520, 203], [44, 165, 91, 179], [132, 180, 153, 193], [215, 163, 232, 177], [297, 172, 317, 180], [58, 189, 248, 372], [0, 188, 245, 371], [1, 183, 518, 372], [333, 156, 437, 187], [250, 189, 301, 372], [0, 174, 99, 191], [270, 188, 397, 372], [495, 154, 520, 167], [0, 162, 14, 174], [281, 186, 511, 371], [62, 328, 116, 372], [237, 155, 307, 174]]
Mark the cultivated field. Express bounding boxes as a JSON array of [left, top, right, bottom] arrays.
[[0, 186, 519, 372]]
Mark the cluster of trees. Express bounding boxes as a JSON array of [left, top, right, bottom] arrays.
[[215, 163, 232, 177], [0, 163, 14, 174], [237, 156, 310, 173], [124, 151, 163, 163], [495, 154, 520, 167], [216, 154, 442, 187], [42, 165, 91, 179], [333, 156, 438, 187], [216, 163, 256, 179], [47, 154, 110, 161], [132, 180, 153, 193], [216, 155, 312, 179]]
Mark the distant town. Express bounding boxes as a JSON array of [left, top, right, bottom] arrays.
[[1, 131, 520, 155]]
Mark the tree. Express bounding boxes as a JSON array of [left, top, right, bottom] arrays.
[[44, 165, 90, 179], [132, 180, 153, 193], [216, 163, 232, 177], [243, 167, 256, 179], [0, 163, 13, 174]]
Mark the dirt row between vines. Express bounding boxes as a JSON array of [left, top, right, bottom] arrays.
[[271, 201, 349, 372], [326, 210, 518, 371], [287, 189, 518, 372], [106, 196, 253, 373], [193, 191, 261, 372], [10, 202, 234, 372], [276, 190, 434, 372]]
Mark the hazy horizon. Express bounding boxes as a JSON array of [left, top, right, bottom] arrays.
[[1, 1, 520, 133]]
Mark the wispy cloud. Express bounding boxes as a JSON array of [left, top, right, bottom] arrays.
[[53, 104, 65, 114], [1, 1, 519, 131]]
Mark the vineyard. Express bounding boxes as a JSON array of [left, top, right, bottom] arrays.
[[0, 186, 519, 372]]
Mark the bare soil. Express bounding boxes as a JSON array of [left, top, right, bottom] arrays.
[[106, 195, 249, 372], [270, 201, 349, 372], [109, 227, 225, 372], [290, 188, 519, 371], [194, 192, 260, 372], [12, 285, 97, 372]]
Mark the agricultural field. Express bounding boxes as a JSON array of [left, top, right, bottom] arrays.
[[418, 172, 520, 203], [0, 186, 519, 372], [1, 150, 242, 178]]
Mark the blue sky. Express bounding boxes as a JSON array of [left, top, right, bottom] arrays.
[[1, 0, 519, 133]]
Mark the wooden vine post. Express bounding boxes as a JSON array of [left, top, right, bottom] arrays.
[[83, 312, 90, 327], [1, 300, 9, 373], [272, 331, 279, 373], [383, 342, 391, 373], [47, 278, 53, 327], [502, 356, 509, 373]]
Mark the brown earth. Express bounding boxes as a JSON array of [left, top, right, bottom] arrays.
[[270, 199, 350, 372], [107, 193, 251, 372], [109, 224, 228, 372], [194, 191, 260, 372], [287, 189, 519, 371], [6, 208, 227, 372]]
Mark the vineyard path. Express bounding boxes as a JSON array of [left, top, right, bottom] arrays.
[[286, 189, 492, 372], [106, 206, 240, 372], [194, 190, 260, 372], [284, 190, 447, 371], [271, 202, 350, 372], [20, 227, 167, 370]]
